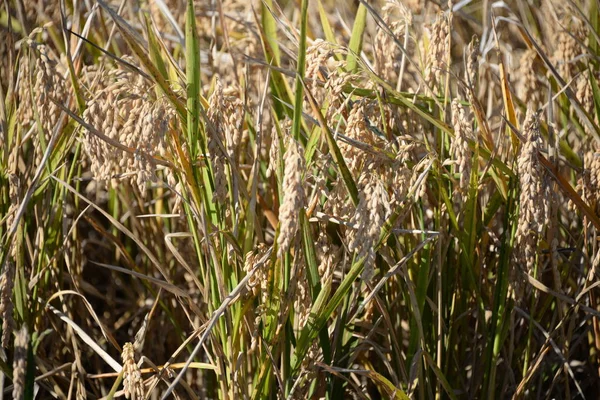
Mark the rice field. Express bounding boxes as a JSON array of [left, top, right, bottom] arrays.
[[1, 0, 600, 398]]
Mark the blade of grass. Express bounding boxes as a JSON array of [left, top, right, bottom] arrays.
[[422, 351, 458, 400], [257, 0, 293, 119], [589, 0, 600, 55], [46, 304, 122, 373], [317, 0, 340, 51], [90, 262, 189, 298], [46, 290, 120, 351], [185, 0, 201, 159], [344, 369, 411, 400], [144, 14, 170, 89], [346, 3, 367, 72], [291, 0, 309, 143]]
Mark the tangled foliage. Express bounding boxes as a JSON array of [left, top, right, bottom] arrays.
[[1, 0, 600, 398]]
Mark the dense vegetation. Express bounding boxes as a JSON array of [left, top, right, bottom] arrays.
[[1, 0, 600, 398]]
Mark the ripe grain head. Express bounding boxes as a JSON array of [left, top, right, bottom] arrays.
[[277, 138, 306, 258]]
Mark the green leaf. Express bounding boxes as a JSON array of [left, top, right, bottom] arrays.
[[304, 125, 321, 167], [300, 211, 320, 298], [144, 15, 170, 88], [259, 0, 294, 119], [317, 0, 341, 60], [363, 370, 410, 400], [588, 0, 599, 55], [261, 0, 281, 65], [291, 0, 309, 142], [422, 351, 458, 400], [185, 0, 201, 158], [346, 3, 367, 72]]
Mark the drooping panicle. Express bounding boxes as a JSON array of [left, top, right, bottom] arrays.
[[277, 139, 306, 258]]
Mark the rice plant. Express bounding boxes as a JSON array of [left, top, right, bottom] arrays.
[[1, 0, 600, 398]]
